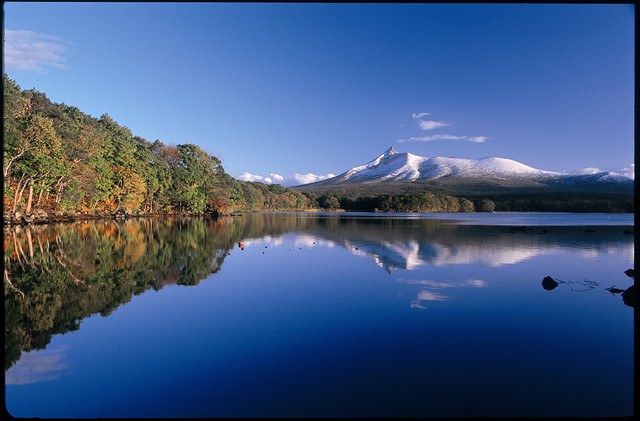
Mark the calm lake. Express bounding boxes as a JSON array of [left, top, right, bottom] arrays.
[[4, 212, 635, 417]]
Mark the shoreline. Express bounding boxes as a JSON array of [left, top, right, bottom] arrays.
[[2, 210, 227, 227]]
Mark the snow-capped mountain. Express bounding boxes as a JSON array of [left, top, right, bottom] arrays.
[[297, 147, 633, 194], [340, 147, 562, 182]]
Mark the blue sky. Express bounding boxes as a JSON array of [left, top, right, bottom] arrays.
[[3, 3, 635, 186]]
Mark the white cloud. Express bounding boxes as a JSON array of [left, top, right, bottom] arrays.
[[237, 172, 269, 183], [292, 173, 336, 185], [397, 134, 467, 143], [614, 164, 634, 180], [235, 172, 335, 186], [575, 167, 601, 175], [398, 134, 489, 143], [622, 164, 635, 179], [418, 120, 449, 131], [572, 164, 634, 180], [4, 29, 70, 72], [468, 136, 488, 143], [405, 111, 489, 144]]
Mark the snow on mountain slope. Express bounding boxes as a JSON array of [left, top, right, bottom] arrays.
[[301, 148, 633, 194], [344, 148, 425, 181], [540, 171, 635, 186], [341, 147, 564, 182]]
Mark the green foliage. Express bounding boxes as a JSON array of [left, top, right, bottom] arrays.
[[476, 199, 496, 212], [490, 193, 634, 213], [2, 74, 315, 216], [327, 192, 479, 213], [318, 194, 341, 209]]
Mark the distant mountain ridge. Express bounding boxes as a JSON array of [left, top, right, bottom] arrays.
[[294, 147, 634, 196]]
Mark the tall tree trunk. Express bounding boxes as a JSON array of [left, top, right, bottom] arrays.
[[12, 177, 26, 213], [25, 181, 34, 214], [36, 184, 45, 207], [54, 175, 66, 204], [11, 182, 21, 213]]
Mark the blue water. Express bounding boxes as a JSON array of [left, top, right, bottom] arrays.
[[294, 211, 634, 226], [4, 213, 635, 417]]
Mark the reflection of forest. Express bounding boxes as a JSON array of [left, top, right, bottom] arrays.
[[4, 213, 633, 371], [3, 215, 292, 370]]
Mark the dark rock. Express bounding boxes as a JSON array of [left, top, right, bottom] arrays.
[[542, 275, 559, 290], [622, 285, 637, 308]]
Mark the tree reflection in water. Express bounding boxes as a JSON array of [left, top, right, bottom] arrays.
[[4, 216, 242, 370], [4, 213, 634, 372]]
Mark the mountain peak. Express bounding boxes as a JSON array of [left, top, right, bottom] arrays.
[[361, 147, 400, 169], [373, 147, 398, 162], [383, 147, 397, 156]]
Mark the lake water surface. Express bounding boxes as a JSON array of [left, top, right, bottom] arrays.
[[4, 212, 635, 417]]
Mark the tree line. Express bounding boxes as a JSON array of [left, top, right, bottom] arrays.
[[313, 193, 497, 212], [3, 74, 314, 219], [4, 74, 631, 219], [2, 74, 494, 219]]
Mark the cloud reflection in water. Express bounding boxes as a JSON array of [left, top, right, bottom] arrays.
[[5, 346, 69, 385]]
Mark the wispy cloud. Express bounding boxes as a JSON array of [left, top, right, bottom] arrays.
[[397, 134, 467, 143], [418, 120, 450, 131], [468, 136, 488, 143], [4, 29, 70, 72], [401, 112, 488, 144], [5, 346, 69, 385]]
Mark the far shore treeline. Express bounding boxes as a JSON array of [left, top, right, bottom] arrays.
[[2, 74, 633, 225]]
